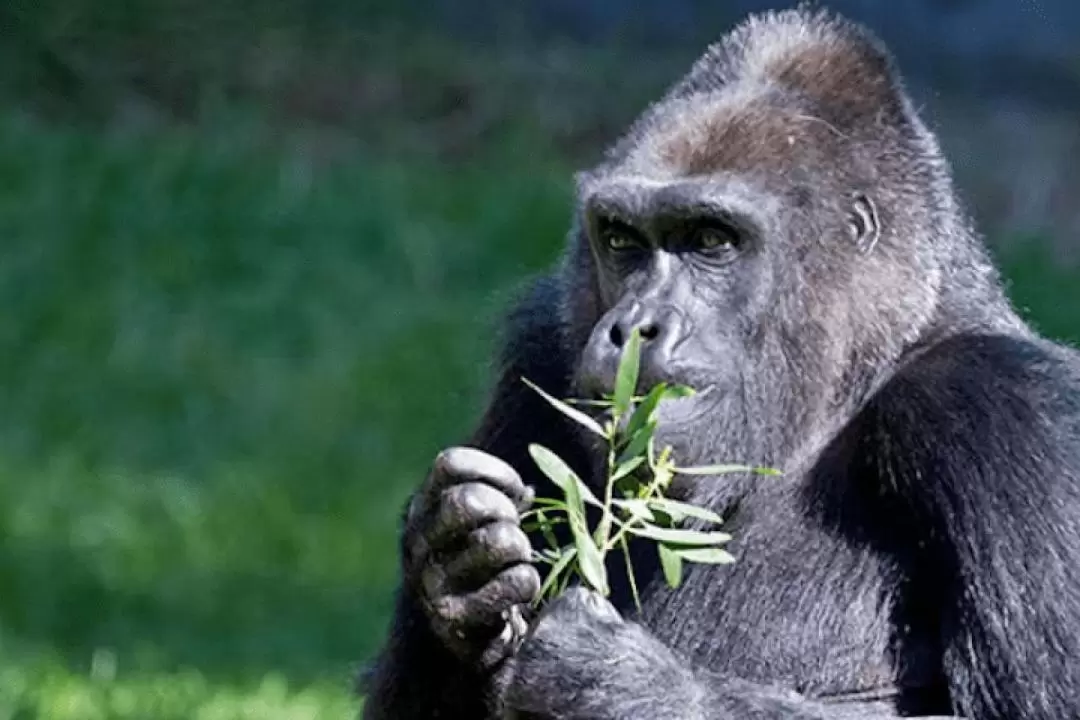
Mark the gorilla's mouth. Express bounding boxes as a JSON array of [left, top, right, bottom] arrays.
[[594, 383, 718, 435], [654, 383, 719, 425]]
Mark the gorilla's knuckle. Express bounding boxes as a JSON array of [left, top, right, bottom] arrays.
[[433, 485, 468, 525], [501, 563, 541, 600], [484, 521, 529, 555], [430, 594, 467, 625], [433, 446, 468, 476], [496, 460, 524, 489], [447, 483, 501, 520], [419, 564, 447, 603], [440, 483, 475, 515], [471, 483, 517, 517]]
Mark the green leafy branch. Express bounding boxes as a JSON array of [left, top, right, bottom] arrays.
[[520, 329, 779, 612]]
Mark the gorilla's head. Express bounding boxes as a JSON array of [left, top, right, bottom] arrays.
[[552, 9, 1023, 472], [556, 9, 1022, 472]]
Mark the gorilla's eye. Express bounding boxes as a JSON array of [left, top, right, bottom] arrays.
[[599, 223, 645, 253], [691, 224, 741, 255], [604, 232, 637, 251]]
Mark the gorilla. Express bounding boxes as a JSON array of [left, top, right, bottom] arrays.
[[362, 7, 1080, 719]]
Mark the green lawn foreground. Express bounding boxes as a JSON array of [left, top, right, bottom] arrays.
[[0, 108, 1075, 718]]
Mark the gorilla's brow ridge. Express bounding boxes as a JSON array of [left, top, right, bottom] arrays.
[[581, 179, 773, 243]]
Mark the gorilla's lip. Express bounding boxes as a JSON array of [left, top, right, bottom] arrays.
[[654, 384, 719, 425], [600, 383, 717, 434]]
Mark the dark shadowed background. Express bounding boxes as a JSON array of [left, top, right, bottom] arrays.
[[0, 1, 1077, 716]]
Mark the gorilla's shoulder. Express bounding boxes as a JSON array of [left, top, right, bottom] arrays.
[[884, 332, 1080, 430], [503, 273, 565, 342], [495, 273, 574, 388], [902, 333, 1080, 387]]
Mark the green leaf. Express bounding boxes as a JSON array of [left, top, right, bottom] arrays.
[[528, 444, 603, 508], [536, 547, 563, 562], [611, 498, 655, 523], [654, 443, 674, 468], [563, 470, 609, 595], [650, 462, 673, 493], [538, 546, 577, 601], [672, 464, 776, 476], [658, 543, 683, 589], [623, 382, 667, 440], [625, 382, 697, 440], [645, 498, 724, 525], [616, 420, 656, 466], [566, 398, 616, 409], [522, 377, 608, 438], [620, 534, 643, 613], [613, 328, 642, 418], [534, 508, 564, 552], [664, 384, 697, 399], [610, 456, 645, 484], [533, 551, 558, 566], [627, 525, 732, 546], [525, 496, 569, 509], [673, 546, 737, 564]]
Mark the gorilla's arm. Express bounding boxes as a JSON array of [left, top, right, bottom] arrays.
[[362, 275, 591, 719], [507, 588, 958, 720], [860, 334, 1080, 719]]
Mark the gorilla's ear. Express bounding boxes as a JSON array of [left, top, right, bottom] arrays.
[[848, 194, 880, 255]]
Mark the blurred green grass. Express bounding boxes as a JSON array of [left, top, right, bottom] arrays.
[[0, 110, 572, 716], [0, 16, 1078, 714]]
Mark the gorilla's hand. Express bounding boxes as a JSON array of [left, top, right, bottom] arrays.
[[403, 446, 540, 668], [503, 587, 701, 720]]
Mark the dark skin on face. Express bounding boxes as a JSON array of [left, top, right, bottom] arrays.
[[575, 178, 768, 403], [362, 8, 1080, 720]]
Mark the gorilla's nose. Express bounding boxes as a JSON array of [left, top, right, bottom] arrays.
[[578, 302, 685, 400], [608, 303, 679, 350]]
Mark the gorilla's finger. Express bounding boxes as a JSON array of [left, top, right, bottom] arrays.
[[429, 482, 520, 548], [442, 521, 533, 591], [432, 564, 541, 631], [429, 446, 533, 510], [480, 603, 531, 672]]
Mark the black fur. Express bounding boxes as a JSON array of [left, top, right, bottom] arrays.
[[363, 7, 1080, 719]]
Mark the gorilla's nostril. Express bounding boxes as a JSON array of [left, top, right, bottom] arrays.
[[639, 323, 661, 341], [611, 321, 662, 347], [609, 323, 624, 348]]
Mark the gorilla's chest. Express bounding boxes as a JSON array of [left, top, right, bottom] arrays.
[[627, 485, 909, 700]]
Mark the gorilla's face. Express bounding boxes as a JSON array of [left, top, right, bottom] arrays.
[[562, 66, 938, 472], [570, 142, 812, 444], [573, 172, 777, 426]]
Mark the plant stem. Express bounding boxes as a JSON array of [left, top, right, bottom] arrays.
[[595, 422, 619, 549], [602, 514, 637, 554], [620, 533, 642, 612]]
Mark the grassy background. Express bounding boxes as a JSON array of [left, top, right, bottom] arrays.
[[0, 4, 1078, 718], [0, 108, 576, 716]]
